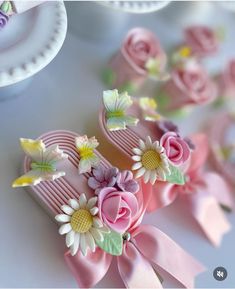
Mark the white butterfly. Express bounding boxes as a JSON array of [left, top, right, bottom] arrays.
[[103, 89, 139, 131], [12, 138, 68, 187]]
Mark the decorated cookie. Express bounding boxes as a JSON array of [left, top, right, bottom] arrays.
[[100, 90, 232, 246], [13, 130, 205, 288]]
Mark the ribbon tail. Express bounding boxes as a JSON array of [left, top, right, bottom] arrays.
[[134, 225, 206, 288], [204, 172, 234, 210], [64, 248, 112, 288], [183, 190, 231, 247], [117, 242, 163, 288]]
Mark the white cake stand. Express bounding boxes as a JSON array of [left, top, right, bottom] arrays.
[[0, 1, 67, 100]]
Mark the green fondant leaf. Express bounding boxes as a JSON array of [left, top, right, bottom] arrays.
[[96, 230, 123, 256], [102, 68, 116, 87], [119, 81, 136, 94], [1, 1, 12, 13], [166, 164, 185, 185]]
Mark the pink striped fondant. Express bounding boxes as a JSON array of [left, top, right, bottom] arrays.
[[23, 130, 111, 217]]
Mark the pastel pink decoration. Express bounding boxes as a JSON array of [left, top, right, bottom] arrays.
[[160, 61, 217, 111], [65, 224, 205, 289], [185, 26, 219, 58], [20, 130, 205, 288], [145, 134, 233, 246], [98, 187, 139, 233], [217, 59, 235, 99], [209, 112, 235, 187], [160, 131, 191, 166], [108, 27, 167, 89]]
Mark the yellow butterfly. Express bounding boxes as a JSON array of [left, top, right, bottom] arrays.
[[12, 138, 68, 188]]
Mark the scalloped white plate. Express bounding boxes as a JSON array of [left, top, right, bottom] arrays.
[[99, 1, 171, 14], [0, 1, 67, 88]]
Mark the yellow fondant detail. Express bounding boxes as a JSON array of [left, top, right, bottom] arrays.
[[179, 46, 191, 58], [71, 209, 93, 233], [79, 146, 95, 159], [142, 150, 161, 170], [12, 176, 39, 187], [21, 139, 43, 154]]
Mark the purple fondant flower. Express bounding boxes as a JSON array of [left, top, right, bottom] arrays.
[[116, 170, 139, 194], [0, 11, 9, 29], [88, 166, 119, 194], [158, 120, 179, 134]]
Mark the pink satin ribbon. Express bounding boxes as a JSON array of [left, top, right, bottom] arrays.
[[65, 224, 205, 288], [209, 112, 235, 188], [145, 134, 233, 247]]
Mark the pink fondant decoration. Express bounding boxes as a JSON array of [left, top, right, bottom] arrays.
[[21, 130, 205, 288], [65, 224, 205, 289], [209, 112, 235, 188], [108, 27, 167, 89], [99, 100, 232, 246]]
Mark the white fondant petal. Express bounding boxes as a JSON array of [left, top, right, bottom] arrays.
[[139, 139, 146, 150], [90, 227, 104, 242], [59, 223, 72, 235], [80, 234, 88, 256], [66, 230, 75, 247], [70, 233, 80, 256], [132, 155, 141, 161], [93, 217, 103, 228], [132, 162, 142, 171], [135, 167, 146, 178], [132, 148, 142, 155], [61, 205, 74, 216], [55, 214, 71, 223], [150, 171, 157, 185], [87, 197, 98, 209], [90, 207, 99, 216], [143, 170, 151, 184], [79, 194, 87, 208], [68, 199, 80, 210], [85, 232, 96, 252]]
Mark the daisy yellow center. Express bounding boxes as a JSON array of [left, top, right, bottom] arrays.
[[142, 150, 161, 170], [79, 147, 94, 159], [70, 209, 93, 233]]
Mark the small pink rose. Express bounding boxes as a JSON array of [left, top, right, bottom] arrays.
[[164, 62, 217, 109], [185, 26, 219, 57], [160, 132, 191, 166], [123, 27, 166, 73], [98, 187, 139, 234]]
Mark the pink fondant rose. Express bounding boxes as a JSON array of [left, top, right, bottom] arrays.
[[185, 26, 219, 57], [160, 132, 191, 166], [123, 27, 166, 73], [98, 187, 138, 233], [162, 62, 217, 110], [108, 27, 166, 90]]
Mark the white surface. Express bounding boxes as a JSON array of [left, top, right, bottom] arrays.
[[0, 1, 67, 87], [0, 1, 235, 288]]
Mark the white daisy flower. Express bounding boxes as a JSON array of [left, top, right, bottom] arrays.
[[132, 136, 171, 185], [75, 135, 100, 174], [55, 194, 109, 256]]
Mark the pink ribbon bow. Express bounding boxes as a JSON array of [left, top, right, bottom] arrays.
[[65, 224, 205, 288], [145, 134, 233, 247], [64, 180, 205, 288]]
